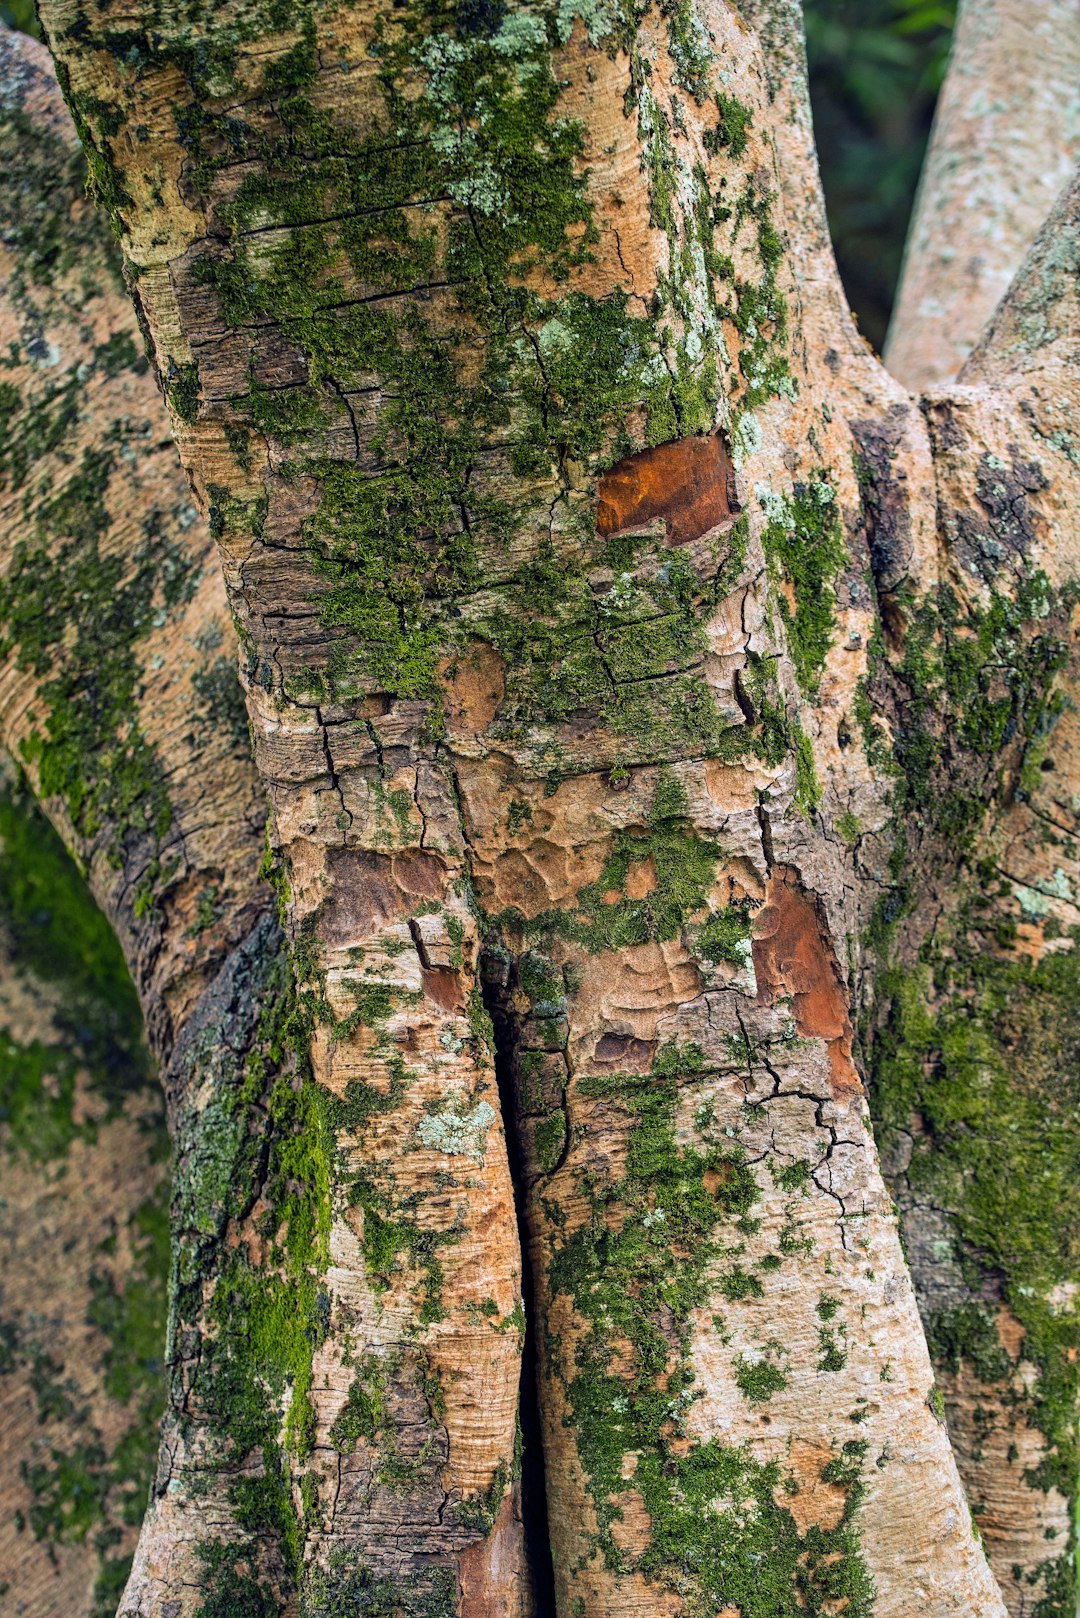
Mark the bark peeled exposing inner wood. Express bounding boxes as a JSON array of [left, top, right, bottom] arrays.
[[19, 0, 1080, 1615]]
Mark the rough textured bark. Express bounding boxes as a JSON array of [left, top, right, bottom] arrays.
[[867, 175, 1080, 1617], [884, 0, 1080, 391], [0, 27, 267, 1043], [4, 21, 528, 1618], [8, 0, 1080, 1615], [0, 29, 291, 1618]]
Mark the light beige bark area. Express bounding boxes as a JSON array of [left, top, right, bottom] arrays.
[[885, 0, 1080, 390], [24, 0, 1080, 1614]]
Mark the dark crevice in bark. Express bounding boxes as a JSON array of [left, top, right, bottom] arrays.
[[480, 952, 557, 1618]]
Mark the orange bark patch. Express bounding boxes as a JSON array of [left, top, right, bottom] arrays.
[[458, 1492, 527, 1618], [441, 640, 505, 738], [596, 433, 736, 546], [623, 853, 658, 899], [421, 965, 465, 1011], [778, 1441, 849, 1533], [752, 868, 861, 1097]]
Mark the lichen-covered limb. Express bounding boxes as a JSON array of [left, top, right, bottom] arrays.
[[0, 30, 308, 1615], [32, 0, 1070, 1609], [0, 25, 268, 1055], [4, 21, 527, 1616], [855, 160, 1080, 1607], [885, 0, 1080, 391], [750, 16, 1080, 1602]]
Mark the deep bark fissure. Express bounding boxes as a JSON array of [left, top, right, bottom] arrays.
[[480, 955, 559, 1616]]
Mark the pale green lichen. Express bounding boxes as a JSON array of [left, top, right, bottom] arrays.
[[417, 1100, 497, 1162]]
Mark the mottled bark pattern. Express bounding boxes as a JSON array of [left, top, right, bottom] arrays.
[[0, 28, 267, 1046], [14, 0, 1080, 1615], [0, 30, 290, 1618]]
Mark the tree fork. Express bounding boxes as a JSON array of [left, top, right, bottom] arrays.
[[885, 0, 1080, 391]]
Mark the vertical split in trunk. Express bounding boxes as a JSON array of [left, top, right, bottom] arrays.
[[480, 951, 558, 1613]]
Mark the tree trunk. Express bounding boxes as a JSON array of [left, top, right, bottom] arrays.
[[5, 0, 1079, 1613]]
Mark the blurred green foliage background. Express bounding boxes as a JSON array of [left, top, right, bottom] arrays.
[[805, 0, 956, 349], [0, 0, 36, 37], [1, 0, 955, 352]]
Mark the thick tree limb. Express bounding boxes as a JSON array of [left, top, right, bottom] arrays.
[[0, 29, 297, 1617], [858, 161, 1080, 1609], [885, 0, 1080, 392], [0, 25, 268, 1055], [7, 18, 529, 1617]]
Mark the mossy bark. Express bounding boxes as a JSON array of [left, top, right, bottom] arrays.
[[5, 1, 1080, 1615]]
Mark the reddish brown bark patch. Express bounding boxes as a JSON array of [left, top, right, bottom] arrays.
[[321, 848, 447, 943], [441, 640, 505, 737], [752, 868, 861, 1097], [422, 964, 465, 1011], [457, 1491, 528, 1618], [595, 433, 736, 546]]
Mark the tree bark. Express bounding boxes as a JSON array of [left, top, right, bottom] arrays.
[[0, 27, 293, 1618], [0, 25, 268, 1043], [885, 0, 1080, 390], [870, 173, 1080, 1616], [7, 0, 1079, 1614]]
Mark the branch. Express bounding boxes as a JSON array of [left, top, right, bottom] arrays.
[[960, 164, 1080, 390], [739, 1, 884, 373], [885, 0, 1080, 392], [0, 32, 298, 1617], [0, 23, 267, 1060]]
